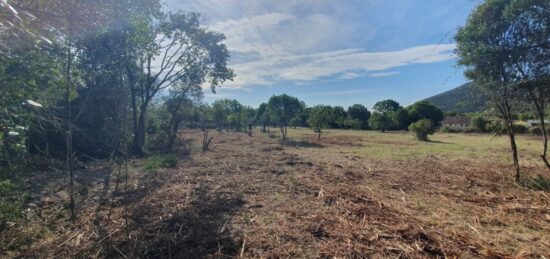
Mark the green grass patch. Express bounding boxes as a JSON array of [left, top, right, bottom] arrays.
[[284, 127, 542, 163], [142, 154, 179, 173]]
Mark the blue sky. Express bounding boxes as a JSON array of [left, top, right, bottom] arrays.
[[163, 0, 481, 109]]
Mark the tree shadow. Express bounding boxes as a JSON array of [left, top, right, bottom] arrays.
[[120, 185, 245, 258], [282, 140, 324, 148]]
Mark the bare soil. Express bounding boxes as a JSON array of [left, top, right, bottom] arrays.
[[1, 130, 549, 258]]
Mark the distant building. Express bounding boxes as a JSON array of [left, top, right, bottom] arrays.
[[527, 120, 550, 128], [441, 116, 470, 129]]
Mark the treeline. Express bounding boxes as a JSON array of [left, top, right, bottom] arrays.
[[150, 93, 444, 142]]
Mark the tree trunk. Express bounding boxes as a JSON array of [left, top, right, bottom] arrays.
[[65, 39, 76, 221], [280, 126, 286, 141], [132, 105, 147, 156], [318, 128, 321, 141], [538, 109, 550, 170], [528, 88, 550, 170], [507, 125, 521, 182]]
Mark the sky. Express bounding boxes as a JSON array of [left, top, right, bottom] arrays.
[[163, 0, 481, 109]]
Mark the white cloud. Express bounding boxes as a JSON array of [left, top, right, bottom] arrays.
[[163, 1, 461, 88], [369, 71, 400, 78]]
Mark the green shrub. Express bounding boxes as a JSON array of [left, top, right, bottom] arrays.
[[142, 154, 179, 173], [486, 120, 506, 134], [409, 119, 435, 141], [470, 115, 487, 132], [0, 202, 21, 221]]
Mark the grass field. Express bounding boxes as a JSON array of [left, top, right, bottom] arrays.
[[285, 127, 543, 164], [2, 128, 549, 258]]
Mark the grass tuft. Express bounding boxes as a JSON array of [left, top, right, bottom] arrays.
[[142, 154, 179, 173]]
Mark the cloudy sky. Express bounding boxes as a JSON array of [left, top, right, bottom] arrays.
[[163, 0, 480, 108]]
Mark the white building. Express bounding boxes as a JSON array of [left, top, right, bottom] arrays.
[[527, 120, 550, 128]]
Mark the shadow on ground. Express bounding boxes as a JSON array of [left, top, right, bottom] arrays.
[[282, 140, 324, 148], [115, 185, 245, 258]]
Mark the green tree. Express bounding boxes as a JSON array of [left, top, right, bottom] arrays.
[[373, 99, 401, 114], [392, 108, 411, 130], [409, 119, 435, 141], [255, 103, 271, 132], [503, 0, 550, 170], [328, 106, 347, 128], [128, 11, 234, 155], [347, 104, 371, 130], [369, 113, 392, 132], [456, 0, 529, 181], [308, 105, 331, 140], [267, 94, 303, 141], [407, 101, 444, 127], [370, 100, 401, 132]]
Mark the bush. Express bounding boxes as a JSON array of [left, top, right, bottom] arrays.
[[486, 120, 506, 134], [142, 154, 179, 173], [470, 115, 487, 132], [512, 124, 528, 134], [409, 119, 435, 141]]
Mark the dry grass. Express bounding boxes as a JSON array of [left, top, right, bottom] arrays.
[[1, 129, 549, 258]]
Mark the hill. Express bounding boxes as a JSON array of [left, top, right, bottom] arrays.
[[424, 82, 487, 113]]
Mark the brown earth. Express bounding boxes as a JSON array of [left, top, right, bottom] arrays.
[[1, 130, 549, 258]]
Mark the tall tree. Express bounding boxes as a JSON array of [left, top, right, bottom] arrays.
[[370, 99, 401, 132], [267, 94, 303, 141], [308, 105, 331, 140], [128, 11, 234, 155], [407, 101, 444, 127], [456, 0, 524, 181], [504, 0, 550, 170], [255, 103, 271, 132], [347, 104, 371, 130]]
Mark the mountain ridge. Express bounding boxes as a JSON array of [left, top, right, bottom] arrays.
[[424, 82, 487, 113]]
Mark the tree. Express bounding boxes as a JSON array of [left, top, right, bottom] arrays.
[[503, 0, 550, 170], [368, 113, 392, 132], [127, 11, 234, 155], [328, 106, 347, 128], [347, 104, 371, 130], [392, 108, 411, 130], [164, 82, 203, 151], [373, 99, 401, 114], [370, 100, 401, 132], [255, 103, 271, 132], [456, 0, 524, 181], [409, 119, 435, 141], [197, 104, 214, 151], [407, 101, 444, 127], [308, 105, 331, 140], [267, 94, 303, 141]]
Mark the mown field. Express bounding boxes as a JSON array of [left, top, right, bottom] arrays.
[[2, 128, 549, 258]]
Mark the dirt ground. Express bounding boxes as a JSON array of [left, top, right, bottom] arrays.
[[1, 129, 549, 258]]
